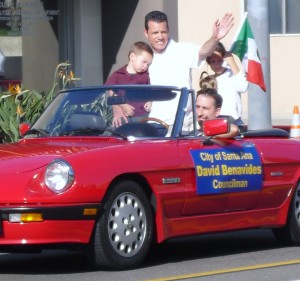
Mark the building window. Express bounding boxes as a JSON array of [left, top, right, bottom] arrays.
[[269, 0, 300, 34], [245, 0, 300, 34]]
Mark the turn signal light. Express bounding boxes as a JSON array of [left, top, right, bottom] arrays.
[[83, 208, 97, 216], [9, 213, 43, 222]]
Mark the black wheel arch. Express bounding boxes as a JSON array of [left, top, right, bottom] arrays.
[[86, 174, 157, 269], [273, 180, 300, 245]]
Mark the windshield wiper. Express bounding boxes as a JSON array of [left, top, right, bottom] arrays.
[[23, 128, 49, 137], [59, 128, 105, 136]]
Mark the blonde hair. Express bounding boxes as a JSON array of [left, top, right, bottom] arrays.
[[199, 71, 218, 90]]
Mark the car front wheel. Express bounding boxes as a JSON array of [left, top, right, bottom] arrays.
[[87, 180, 154, 270]]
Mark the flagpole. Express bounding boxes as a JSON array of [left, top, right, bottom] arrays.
[[247, 0, 272, 130]]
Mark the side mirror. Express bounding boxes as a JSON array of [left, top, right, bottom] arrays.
[[19, 122, 31, 137], [202, 118, 229, 136]]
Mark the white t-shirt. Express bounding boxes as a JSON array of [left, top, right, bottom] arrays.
[[149, 39, 203, 125], [216, 68, 248, 120]]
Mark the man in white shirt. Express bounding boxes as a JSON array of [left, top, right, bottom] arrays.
[[143, 11, 234, 126]]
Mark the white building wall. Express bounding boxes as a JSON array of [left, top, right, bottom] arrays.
[[21, 0, 300, 125], [118, 0, 300, 125], [270, 35, 300, 124]]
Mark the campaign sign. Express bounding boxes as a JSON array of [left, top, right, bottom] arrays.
[[190, 145, 263, 195]]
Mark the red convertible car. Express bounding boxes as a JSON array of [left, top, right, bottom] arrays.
[[0, 85, 299, 270]]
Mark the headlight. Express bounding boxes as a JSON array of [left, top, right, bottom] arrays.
[[44, 160, 74, 193]]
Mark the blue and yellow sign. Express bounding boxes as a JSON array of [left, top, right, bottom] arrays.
[[190, 145, 263, 195]]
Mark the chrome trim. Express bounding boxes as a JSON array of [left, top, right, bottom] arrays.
[[271, 171, 283, 176], [162, 178, 181, 184]]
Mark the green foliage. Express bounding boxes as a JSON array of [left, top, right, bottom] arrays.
[[0, 62, 80, 143]]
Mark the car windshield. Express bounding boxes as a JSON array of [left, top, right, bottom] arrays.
[[27, 85, 196, 138]]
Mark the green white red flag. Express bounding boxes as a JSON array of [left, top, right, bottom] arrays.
[[230, 15, 266, 92]]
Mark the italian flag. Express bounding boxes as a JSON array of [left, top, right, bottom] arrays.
[[230, 15, 266, 92]]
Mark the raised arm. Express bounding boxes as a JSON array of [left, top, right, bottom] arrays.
[[199, 13, 234, 60]]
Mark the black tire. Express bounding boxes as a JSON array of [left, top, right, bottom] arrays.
[[86, 180, 154, 270], [273, 182, 300, 245]]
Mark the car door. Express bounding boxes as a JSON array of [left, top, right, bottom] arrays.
[[178, 137, 263, 215]]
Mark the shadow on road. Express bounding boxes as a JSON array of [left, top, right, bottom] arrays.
[[0, 229, 285, 274], [0, 250, 95, 274], [143, 229, 284, 267]]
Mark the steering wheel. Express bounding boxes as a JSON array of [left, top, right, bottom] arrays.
[[140, 117, 169, 129]]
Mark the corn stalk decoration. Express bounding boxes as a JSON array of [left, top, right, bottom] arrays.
[[0, 62, 80, 143]]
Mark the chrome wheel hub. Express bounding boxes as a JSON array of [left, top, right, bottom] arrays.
[[108, 192, 147, 257]]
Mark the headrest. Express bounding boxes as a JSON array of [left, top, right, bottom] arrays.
[[70, 113, 106, 130]]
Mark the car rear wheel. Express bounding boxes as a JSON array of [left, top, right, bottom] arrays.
[[87, 180, 154, 270], [273, 182, 300, 245]]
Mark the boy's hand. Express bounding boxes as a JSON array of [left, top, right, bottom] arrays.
[[112, 105, 128, 127], [144, 101, 152, 112]]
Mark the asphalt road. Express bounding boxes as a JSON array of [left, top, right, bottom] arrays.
[[0, 229, 300, 281]]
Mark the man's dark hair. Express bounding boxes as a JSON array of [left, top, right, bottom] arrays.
[[196, 88, 223, 109], [145, 11, 168, 31]]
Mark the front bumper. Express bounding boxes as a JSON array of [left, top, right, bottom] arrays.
[[0, 203, 103, 245]]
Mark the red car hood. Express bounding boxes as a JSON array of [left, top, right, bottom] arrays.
[[0, 137, 122, 174]]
